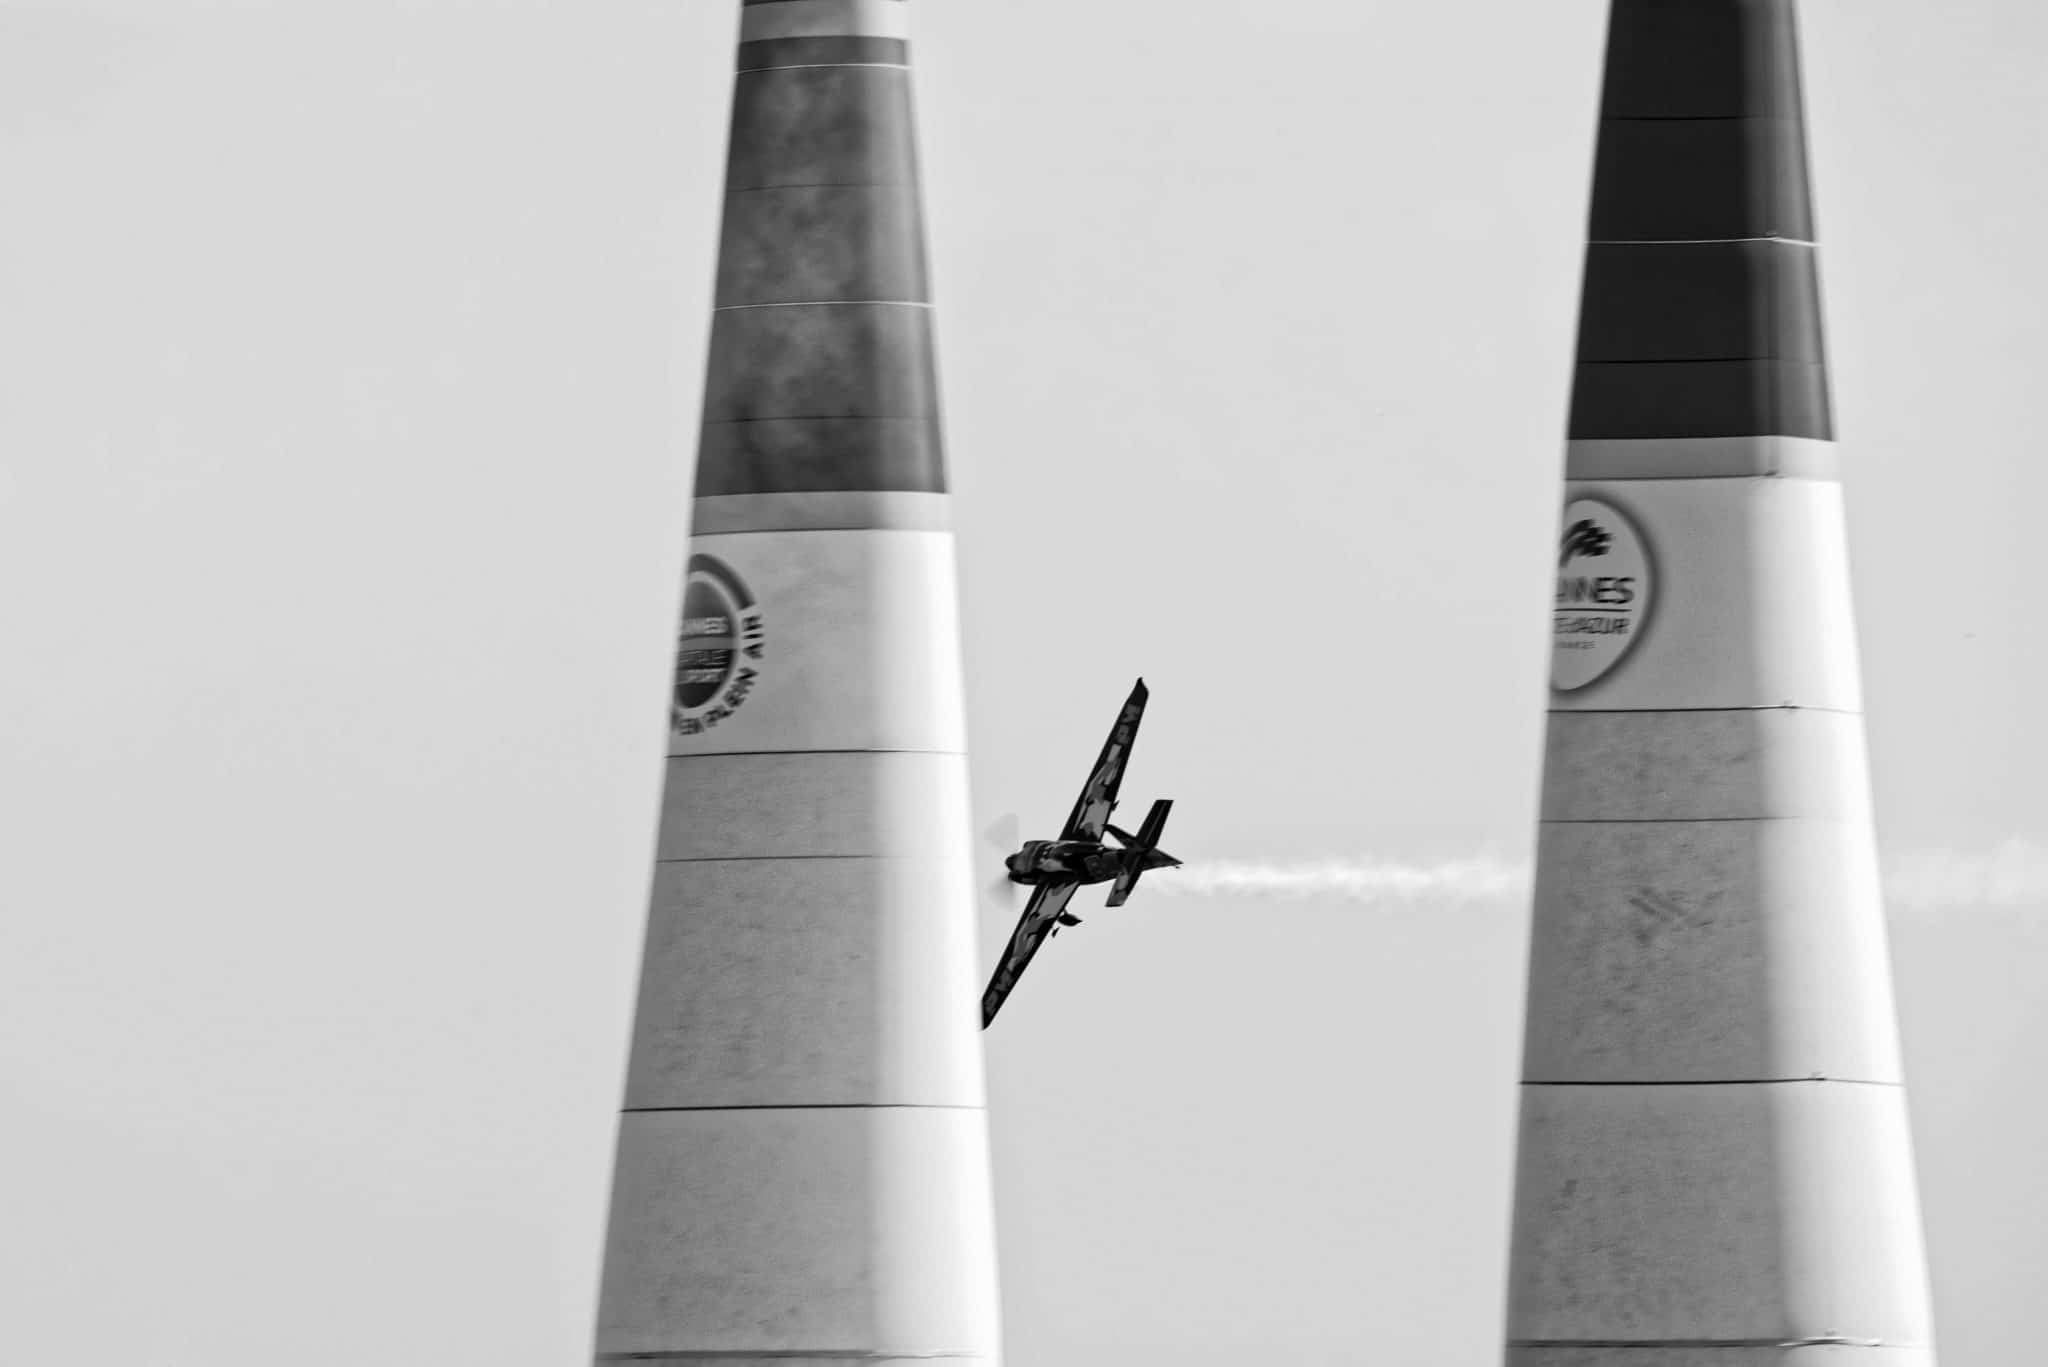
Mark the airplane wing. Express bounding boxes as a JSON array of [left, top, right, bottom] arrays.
[[1058, 678, 1148, 842], [980, 880, 1080, 1028]]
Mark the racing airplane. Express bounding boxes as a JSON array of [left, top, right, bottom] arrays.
[[980, 678, 1180, 1028]]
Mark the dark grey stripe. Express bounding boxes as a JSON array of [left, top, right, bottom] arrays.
[[727, 65, 917, 194], [703, 304, 936, 424], [1577, 240, 1822, 364], [1568, 358, 1830, 441], [738, 37, 908, 70], [715, 184, 930, 307], [1599, 0, 1805, 120], [696, 306, 945, 495], [1590, 116, 1814, 243], [695, 417, 945, 496]]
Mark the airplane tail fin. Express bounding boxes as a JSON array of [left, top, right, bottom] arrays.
[[1105, 799, 1177, 907]]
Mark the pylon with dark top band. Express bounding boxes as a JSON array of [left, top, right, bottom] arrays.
[[1504, 3, 1938, 1365], [593, 4, 1001, 1363]]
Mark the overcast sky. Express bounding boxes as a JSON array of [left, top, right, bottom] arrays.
[[4, 3, 2046, 1365]]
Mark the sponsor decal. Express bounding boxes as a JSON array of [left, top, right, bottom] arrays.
[[671, 553, 765, 736], [1551, 497, 1654, 691]]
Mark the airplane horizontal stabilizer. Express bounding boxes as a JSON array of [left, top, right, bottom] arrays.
[[1105, 799, 1175, 907]]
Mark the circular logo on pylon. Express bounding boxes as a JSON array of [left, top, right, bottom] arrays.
[[1551, 497, 1654, 691], [672, 553, 764, 736]]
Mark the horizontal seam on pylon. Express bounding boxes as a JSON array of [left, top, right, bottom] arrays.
[[714, 300, 932, 310], [725, 182, 917, 194], [1598, 112, 1800, 123], [664, 748, 964, 757], [1524, 1079, 1908, 1091], [1536, 816, 1852, 825], [737, 61, 910, 72], [1576, 356, 1823, 366], [1590, 236, 1816, 246], [653, 854, 949, 865], [1540, 713, 1867, 721], [598, 1353, 984, 1362], [692, 525, 948, 536], [621, 1104, 985, 1114], [1509, 1342, 1897, 1351]]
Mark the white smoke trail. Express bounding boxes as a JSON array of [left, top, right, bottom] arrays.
[[1149, 841, 2048, 912], [1156, 855, 1529, 906], [1883, 838, 2048, 912]]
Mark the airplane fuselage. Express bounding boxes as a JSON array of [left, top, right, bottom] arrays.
[[1005, 838, 1177, 887]]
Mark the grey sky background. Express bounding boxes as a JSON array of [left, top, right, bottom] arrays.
[[2, 2, 2044, 1364]]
